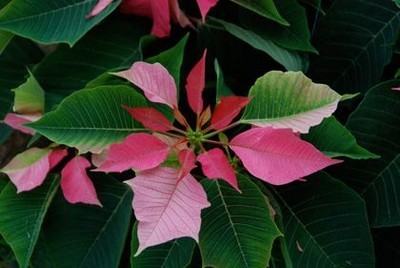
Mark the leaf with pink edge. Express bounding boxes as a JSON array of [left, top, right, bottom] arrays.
[[123, 106, 173, 132], [96, 133, 169, 172], [1, 148, 51, 192], [186, 50, 207, 114], [197, 148, 240, 191], [197, 0, 218, 20], [115, 62, 177, 108], [61, 156, 101, 206], [178, 149, 197, 181], [125, 167, 210, 256], [210, 96, 251, 130], [87, 0, 114, 18], [241, 71, 341, 133], [230, 127, 342, 185], [3, 113, 39, 135]]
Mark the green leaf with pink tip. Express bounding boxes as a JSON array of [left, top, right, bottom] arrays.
[[241, 71, 341, 133], [230, 127, 342, 185], [27, 85, 147, 154], [11, 70, 44, 114], [125, 167, 210, 256]]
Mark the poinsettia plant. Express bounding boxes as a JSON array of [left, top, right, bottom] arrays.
[[0, 0, 399, 267]]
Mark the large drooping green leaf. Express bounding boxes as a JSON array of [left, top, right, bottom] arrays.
[[273, 173, 374, 267], [231, 0, 288, 25], [0, 36, 43, 142], [331, 80, 400, 227], [32, 173, 133, 268], [0, 0, 122, 45], [31, 17, 149, 110], [209, 18, 306, 71], [303, 116, 379, 159], [241, 71, 341, 133], [239, 0, 317, 53], [28, 85, 147, 154], [308, 0, 400, 94], [199, 175, 282, 268], [131, 223, 196, 268], [146, 34, 188, 89], [0, 29, 12, 54], [0, 177, 59, 268]]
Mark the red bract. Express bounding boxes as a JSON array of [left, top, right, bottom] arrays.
[[88, 0, 217, 37], [98, 49, 342, 254]]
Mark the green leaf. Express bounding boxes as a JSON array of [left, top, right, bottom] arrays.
[[31, 17, 149, 110], [273, 172, 375, 267], [32, 173, 133, 268], [0, 0, 122, 45], [131, 222, 195, 268], [308, 0, 400, 93], [240, 0, 317, 53], [0, 29, 12, 54], [241, 71, 341, 133], [12, 70, 44, 114], [200, 174, 282, 268], [331, 80, 400, 227], [231, 0, 289, 25], [0, 177, 59, 268], [28, 85, 147, 154], [146, 34, 188, 89], [303, 116, 379, 159], [214, 59, 234, 101], [209, 18, 306, 71]]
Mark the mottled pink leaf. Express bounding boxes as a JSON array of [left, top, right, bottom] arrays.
[[115, 62, 177, 108], [95, 133, 169, 172], [124, 106, 173, 132], [1, 148, 51, 192], [3, 113, 40, 135], [197, 0, 218, 21], [178, 149, 197, 181], [230, 127, 342, 185], [87, 0, 113, 18], [197, 148, 239, 191], [210, 96, 251, 130], [125, 167, 210, 255], [61, 156, 101, 206], [186, 50, 207, 114]]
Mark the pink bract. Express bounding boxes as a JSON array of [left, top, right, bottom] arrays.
[[125, 167, 210, 256], [186, 50, 207, 114], [61, 156, 102, 206]]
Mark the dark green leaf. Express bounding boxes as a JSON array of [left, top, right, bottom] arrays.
[[28, 85, 147, 154], [308, 0, 400, 93], [0, 0, 121, 45], [240, 0, 317, 53], [273, 172, 374, 267], [331, 80, 400, 227], [32, 17, 149, 110], [303, 116, 379, 159], [200, 175, 282, 268], [373, 227, 400, 266], [209, 17, 307, 71], [0, 29, 12, 54], [131, 222, 195, 268], [0, 177, 59, 268], [214, 59, 234, 101], [32, 173, 133, 268], [231, 0, 289, 25]]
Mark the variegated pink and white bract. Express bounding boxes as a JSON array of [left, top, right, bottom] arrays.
[[96, 49, 342, 254]]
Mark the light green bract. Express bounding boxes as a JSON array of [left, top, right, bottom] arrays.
[[28, 85, 147, 154], [241, 71, 341, 133]]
